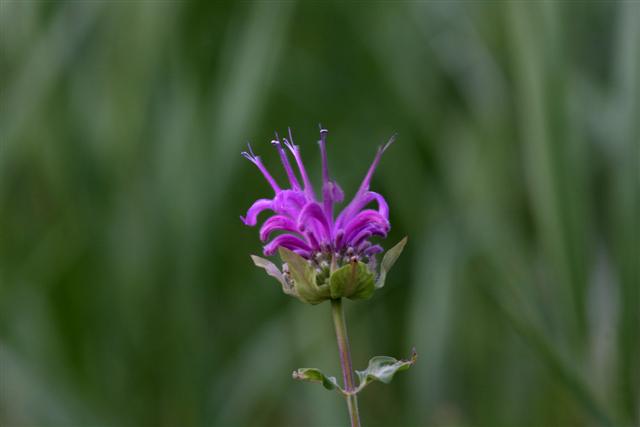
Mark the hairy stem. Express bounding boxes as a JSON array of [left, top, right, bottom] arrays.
[[331, 298, 361, 427]]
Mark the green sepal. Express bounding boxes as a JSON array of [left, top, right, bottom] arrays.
[[292, 368, 343, 393], [376, 236, 408, 289], [354, 347, 417, 392], [329, 261, 376, 300], [278, 247, 330, 304], [250, 255, 297, 297]]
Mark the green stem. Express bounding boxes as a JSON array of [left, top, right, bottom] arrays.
[[331, 298, 361, 427]]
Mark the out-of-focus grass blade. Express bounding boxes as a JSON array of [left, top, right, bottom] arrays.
[[610, 2, 640, 424], [0, 2, 102, 169], [407, 225, 458, 422], [0, 341, 98, 426], [209, 314, 291, 426], [196, 1, 297, 424], [507, 1, 586, 347], [482, 273, 616, 427]]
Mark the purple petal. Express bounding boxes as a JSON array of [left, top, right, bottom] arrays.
[[304, 230, 321, 251], [364, 244, 383, 255], [331, 181, 344, 204], [357, 241, 371, 253], [356, 134, 396, 195], [321, 180, 345, 223], [335, 191, 388, 229], [363, 191, 388, 219], [334, 229, 345, 250], [241, 199, 273, 226], [259, 215, 299, 242], [322, 183, 334, 222], [292, 248, 312, 258], [263, 234, 312, 256], [273, 190, 307, 218], [343, 209, 390, 243], [350, 228, 373, 247], [298, 202, 332, 242]]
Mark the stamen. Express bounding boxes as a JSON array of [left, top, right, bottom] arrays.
[[284, 127, 315, 198], [318, 126, 330, 185], [318, 126, 335, 222], [271, 132, 301, 190], [241, 143, 281, 193]]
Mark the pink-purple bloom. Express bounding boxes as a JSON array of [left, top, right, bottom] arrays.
[[241, 127, 395, 267]]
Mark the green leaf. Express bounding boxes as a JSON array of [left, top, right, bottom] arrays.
[[376, 236, 408, 289], [329, 261, 376, 300], [278, 247, 330, 304], [292, 368, 342, 392], [354, 347, 417, 392]]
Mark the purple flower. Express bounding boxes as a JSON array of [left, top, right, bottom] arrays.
[[241, 127, 394, 266]]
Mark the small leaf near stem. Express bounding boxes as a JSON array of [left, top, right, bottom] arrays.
[[292, 368, 343, 392], [353, 347, 418, 394], [376, 236, 408, 289]]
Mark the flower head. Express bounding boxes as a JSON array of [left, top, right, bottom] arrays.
[[242, 127, 406, 304]]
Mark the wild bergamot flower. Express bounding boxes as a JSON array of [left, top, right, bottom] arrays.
[[241, 127, 406, 304], [241, 126, 414, 427]]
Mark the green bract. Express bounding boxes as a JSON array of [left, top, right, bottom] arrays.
[[250, 237, 408, 305], [329, 261, 375, 300]]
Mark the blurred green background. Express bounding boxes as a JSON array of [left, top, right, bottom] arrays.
[[1, 1, 638, 426]]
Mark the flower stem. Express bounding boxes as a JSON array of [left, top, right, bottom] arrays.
[[331, 298, 361, 427]]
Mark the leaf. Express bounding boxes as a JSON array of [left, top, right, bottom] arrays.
[[292, 368, 342, 392], [278, 247, 330, 304], [354, 347, 417, 392], [376, 236, 408, 289], [329, 261, 376, 300]]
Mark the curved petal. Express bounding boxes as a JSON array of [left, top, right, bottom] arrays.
[[333, 229, 345, 250], [349, 223, 390, 248], [350, 228, 373, 248], [343, 210, 390, 243], [336, 191, 388, 228], [241, 199, 273, 226], [298, 202, 332, 242], [322, 180, 345, 222], [263, 234, 312, 256], [364, 245, 383, 256], [273, 190, 307, 218], [364, 191, 388, 219], [292, 248, 312, 258], [331, 181, 345, 204], [304, 230, 321, 252], [259, 215, 299, 242], [357, 241, 372, 253]]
